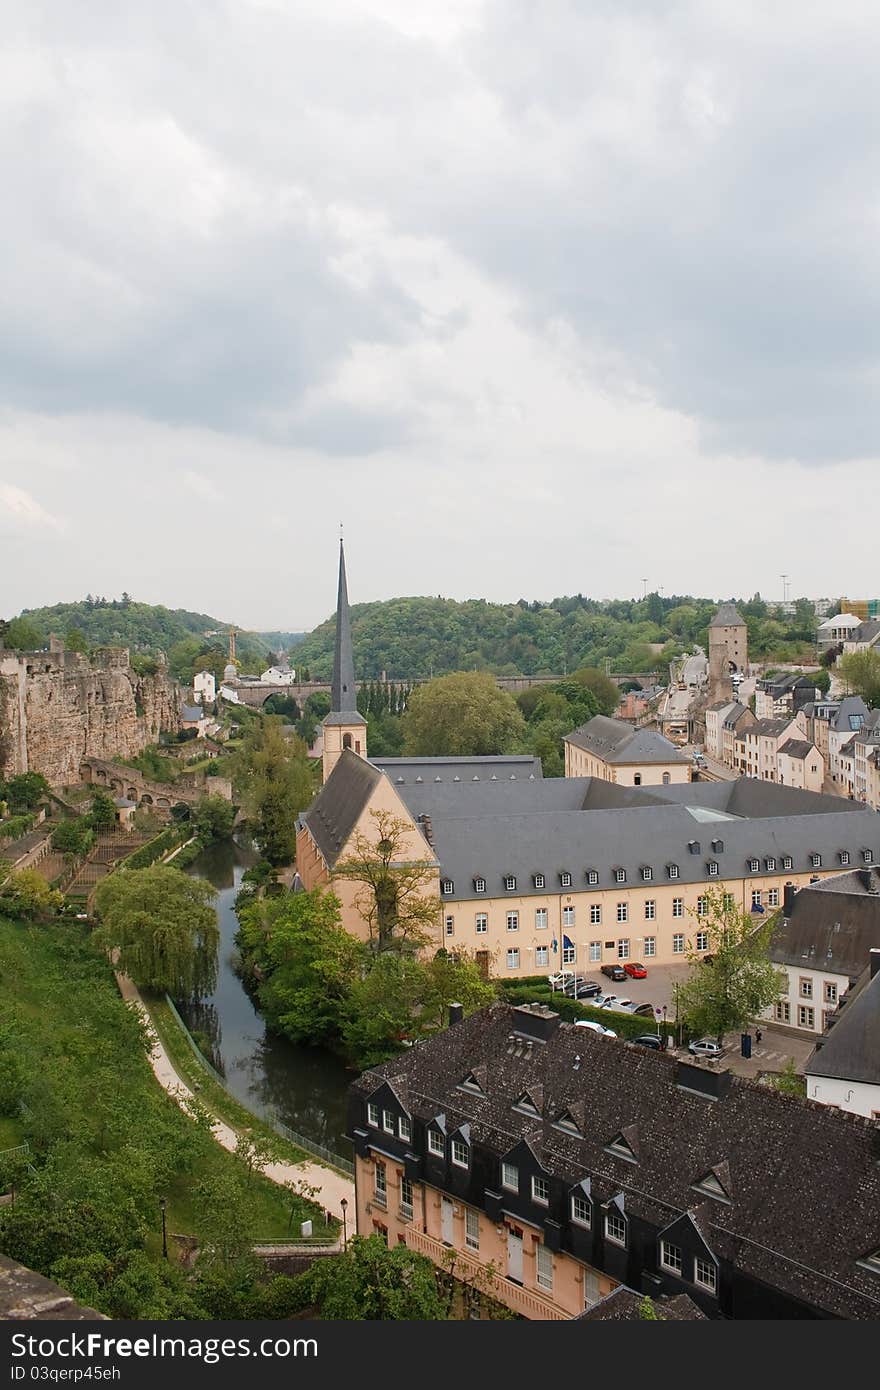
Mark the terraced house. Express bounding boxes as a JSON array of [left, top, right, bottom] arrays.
[[348, 1000, 880, 1319]]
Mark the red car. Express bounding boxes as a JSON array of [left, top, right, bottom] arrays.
[[624, 962, 648, 979]]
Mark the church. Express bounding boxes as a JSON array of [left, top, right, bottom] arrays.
[[296, 545, 880, 977]]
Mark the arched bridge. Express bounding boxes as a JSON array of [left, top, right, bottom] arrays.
[[79, 758, 232, 812], [220, 672, 660, 709]]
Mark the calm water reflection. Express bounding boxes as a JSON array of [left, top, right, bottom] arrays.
[[178, 838, 352, 1156]]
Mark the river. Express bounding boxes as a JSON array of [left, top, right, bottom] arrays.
[[178, 837, 353, 1157]]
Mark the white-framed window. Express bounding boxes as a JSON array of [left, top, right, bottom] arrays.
[[562, 940, 576, 965], [534, 873, 545, 889], [668, 864, 680, 880], [536, 1243, 554, 1291], [839, 851, 849, 866], [751, 890, 762, 908], [696, 930, 708, 951], [589, 940, 602, 961], [798, 1005, 814, 1028], [441, 879, 454, 895], [561, 872, 572, 888], [767, 888, 779, 907], [615, 868, 626, 883], [863, 849, 874, 864], [507, 911, 519, 932], [708, 861, 719, 877], [506, 948, 520, 970], [445, 915, 455, 936], [672, 897, 684, 918], [800, 977, 813, 999], [562, 905, 575, 927], [697, 895, 708, 916], [775, 1001, 790, 1023], [400, 1176, 413, 1217], [642, 866, 653, 882], [451, 1139, 469, 1168], [505, 876, 517, 891], [502, 1162, 519, 1191], [587, 870, 598, 886], [810, 853, 821, 868], [399, 1115, 412, 1142], [644, 936, 656, 957], [535, 908, 548, 930], [367, 1102, 379, 1127], [428, 1129, 445, 1156], [374, 1162, 387, 1202], [660, 1240, 683, 1275], [535, 945, 549, 967], [532, 1176, 550, 1206], [605, 1211, 626, 1247], [723, 893, 735, 910], [590, 903, 601, 924], [617, 902, 628, 923], [465, 1209, 480, 1250], [824, 981, 838, 1004], [749, 859, 760, 873], [584, 1272, 601, 1309], [672, 933, 685, 954], [782, 856, 793, 870], [765, 857, 776, 872], [475, 912, 488, 934], [474, 877, 486, 893], [383, 1109, 395, 1134], [694, 1257, 717, 1294], [618, 938, 630, 960], [644, 900, 656, 920], [571, 1194, 591, 1227]]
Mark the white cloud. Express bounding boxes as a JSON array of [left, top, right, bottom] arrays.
[[0, 483, 66, 534]]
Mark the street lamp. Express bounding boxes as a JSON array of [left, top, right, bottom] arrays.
[[340, 1197, 348, 1250], [159, 1196, 168, 1260]]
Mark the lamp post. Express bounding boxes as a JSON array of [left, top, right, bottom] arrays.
[[340, 1197, 348, 1251], [160, 1196, 168, 1260]]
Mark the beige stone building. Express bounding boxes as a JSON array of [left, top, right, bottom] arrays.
[[563, 715, 690, 786], [777, 739, 824, 793], [707, 602, 747, 702]]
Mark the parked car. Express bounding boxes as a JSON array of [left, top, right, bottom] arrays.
[[688, 1038, 725, 1057], [601, 963, 628, 981], [548, 970, 576, 990], [565, 979, 602, 999], [574, 1020, 617, 1037], [617, 1001, 657, 1017], [631, 1034, 663, 1050], [623, 962, 648, 979], [596, 995, 621, 1009]]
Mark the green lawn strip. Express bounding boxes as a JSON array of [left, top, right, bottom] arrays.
[[0, 1116, 25, 1150], [146, 993, 343, 1176]]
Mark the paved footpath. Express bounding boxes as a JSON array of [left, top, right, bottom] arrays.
[[115, 972, 355, 1221]]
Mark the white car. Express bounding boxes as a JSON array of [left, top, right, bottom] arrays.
[[574, 1020, 617, 1037]]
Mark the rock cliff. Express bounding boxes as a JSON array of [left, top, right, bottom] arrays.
[[0, 646, 182, 786]]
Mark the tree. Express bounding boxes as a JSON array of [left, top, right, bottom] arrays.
[[838, 649, 880, 709], [193, 795, 236, 843], [299, 1235, 447, 1319], [93, 865, 219, 998], [3, 617, 43, 651], [232, 720, 315, 865], [402, 671, 526, 756], [0, 866, 63, 920], [569, 667, 620, 716], [333, 809, 441, 952], [3, 772, 50, 813], [639, 1294, 660, 1320], [51, 817, 96, 859], [675, 890, 786, 1043], [89, 790, 117, 830], [64, 627, 89, 654]]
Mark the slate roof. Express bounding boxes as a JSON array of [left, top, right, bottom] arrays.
[[778, 739, 816, 760], [830, 697, 869, 733], [721, 703, 751, 729], [354, 1002, 880, 1319], [806, 966, 880, 1086], [576, 1287, 706, 1320], [371, 755, 542, 783], [564, 715, 689, 766], [739, 718, 795, 739], [300, 749, 387, 868], [770, 869, 880, 979], [709, 602, 745, 627]]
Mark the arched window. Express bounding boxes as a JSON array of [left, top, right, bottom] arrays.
[[634, 773, 642, 786], [662, 772, 670, 785], [343, 733, 352, 750]]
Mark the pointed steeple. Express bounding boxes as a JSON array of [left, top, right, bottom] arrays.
[[331, 538, 358, 714]]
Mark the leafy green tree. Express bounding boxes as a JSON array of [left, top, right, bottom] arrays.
[[233, 720, 315, 865], [299, 1235, 447, 1319], [402, 671, 526, 756], [193, 795, 236, 843], [0, 866, 63, 920], [51, 817, 96, 858], [418, 950, 497, 1032], [89, 790, 117, 830], [639, 1294, 660, 1319], [333, 808, 441, 952], [93, 865, 219, 997], [3, 772, 50, 813], [838, 649, 880, 709], [64, 627, 90, 654], [676, 890, 786, 1043], [340, 953, 425, 1065], [4, 617, 44, 651], [569, 666, 620, 716]]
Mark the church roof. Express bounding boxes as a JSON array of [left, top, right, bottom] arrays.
[[710, 602, 746, 628], [330, 537, 359, 717], [301, 748, 383, 868]]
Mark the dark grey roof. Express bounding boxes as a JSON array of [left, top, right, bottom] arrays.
[[354, 1002, 880, 1319], [181, 703, 203, 721], [323, 709, 367, 727], [778, 739, 816, 760], [722, 703, 752, 729], [301, 748, 386, 867], [576, 1287, 707, 1321], [709, 602, 745, 627], [330, 537, 358, 716], [371, 754, 542, 783], [740, 718, 796, 739], [830, 697, 869, 733], [806, 966, 880, 1085], [564, 715, 689, 765], [770, 870, 880, 978]]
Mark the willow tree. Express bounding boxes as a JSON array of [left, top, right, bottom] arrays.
[[333, 809, 440, 953], [94, 865, 219, 998]]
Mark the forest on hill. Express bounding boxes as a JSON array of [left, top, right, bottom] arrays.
[[292, 591, 822, 680]]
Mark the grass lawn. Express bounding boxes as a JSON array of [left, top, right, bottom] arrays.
[[0, 1115, 25, 1151]]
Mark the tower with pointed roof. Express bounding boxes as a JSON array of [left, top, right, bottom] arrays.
[[708, 601, 747, 702], [322, 538, 367, 781]]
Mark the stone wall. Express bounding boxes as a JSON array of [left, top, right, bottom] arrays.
[[0, 646, 182, 786]]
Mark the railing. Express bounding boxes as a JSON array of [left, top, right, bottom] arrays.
[[404, 1228, 569, 1320], [162, 995, 355, 1177]]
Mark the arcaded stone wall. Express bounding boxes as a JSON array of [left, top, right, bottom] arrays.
[[0, 647, 181, 786]]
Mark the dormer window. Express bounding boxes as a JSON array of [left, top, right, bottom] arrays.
[[560, 871, 572, 888], [398, 1115, 412, 1142], [667, 864, 679, 880], [554, 1109, 581, 1136], [614, 868, 626, 884], [474, 877, 487, 893], [428, 1129, 445, 1157], [707, 861, 719, 877], [441, 879, 455, 895], [857, 1248, 880, 1275], [367, 1102, 379, 1127], [458, 1071, 484, 1094], [501, 1162, 519, 1192], [711, 839, 724, 853], [765, 857, 776, 872], [504, 876, 517, 892], [586, 870, 598, 886], [692, 1170, 731, 1204], [531, 1176, 550, 1206], [863, 850, 874, 864], [839, 851, 850, 866], [782, 855, 793, 870], [514, 1092, 540, 1116], [533, 873, 545, 890], [687, 840, 701, 855], [748, 859, 760, 873], [605, 1129, 638, 1164], [383, 1109, 395, 1134], [451, 1138, 469, 1168], [641, 866, 653, 882], [810, 853, 822, 868], [571, 1192, 592, 1227]]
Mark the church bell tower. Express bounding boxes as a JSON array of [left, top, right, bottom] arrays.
[[322, 538, 367, 781]]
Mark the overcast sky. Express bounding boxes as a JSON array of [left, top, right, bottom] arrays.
[[1, 1, 877, 631]]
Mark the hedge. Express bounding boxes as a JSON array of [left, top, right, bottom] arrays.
[[499, 982, 676, 1041], [118, 826, 186, 870], [0, 814, 35, 840]]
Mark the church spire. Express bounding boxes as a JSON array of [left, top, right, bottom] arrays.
[[331, 537, 358, 714]]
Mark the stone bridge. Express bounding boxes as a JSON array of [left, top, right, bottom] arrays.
[[221, 672, 659, 709], [79, 758, 232, 813]]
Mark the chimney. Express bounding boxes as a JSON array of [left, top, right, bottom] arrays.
[[511, 1002, 561, 1042], [417, 813, 434, 848], [783, 883, 797, 916], [448, 1002, 464, 1026], [870, 949, 880, 981], [675, 1060, 732, 1101]]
